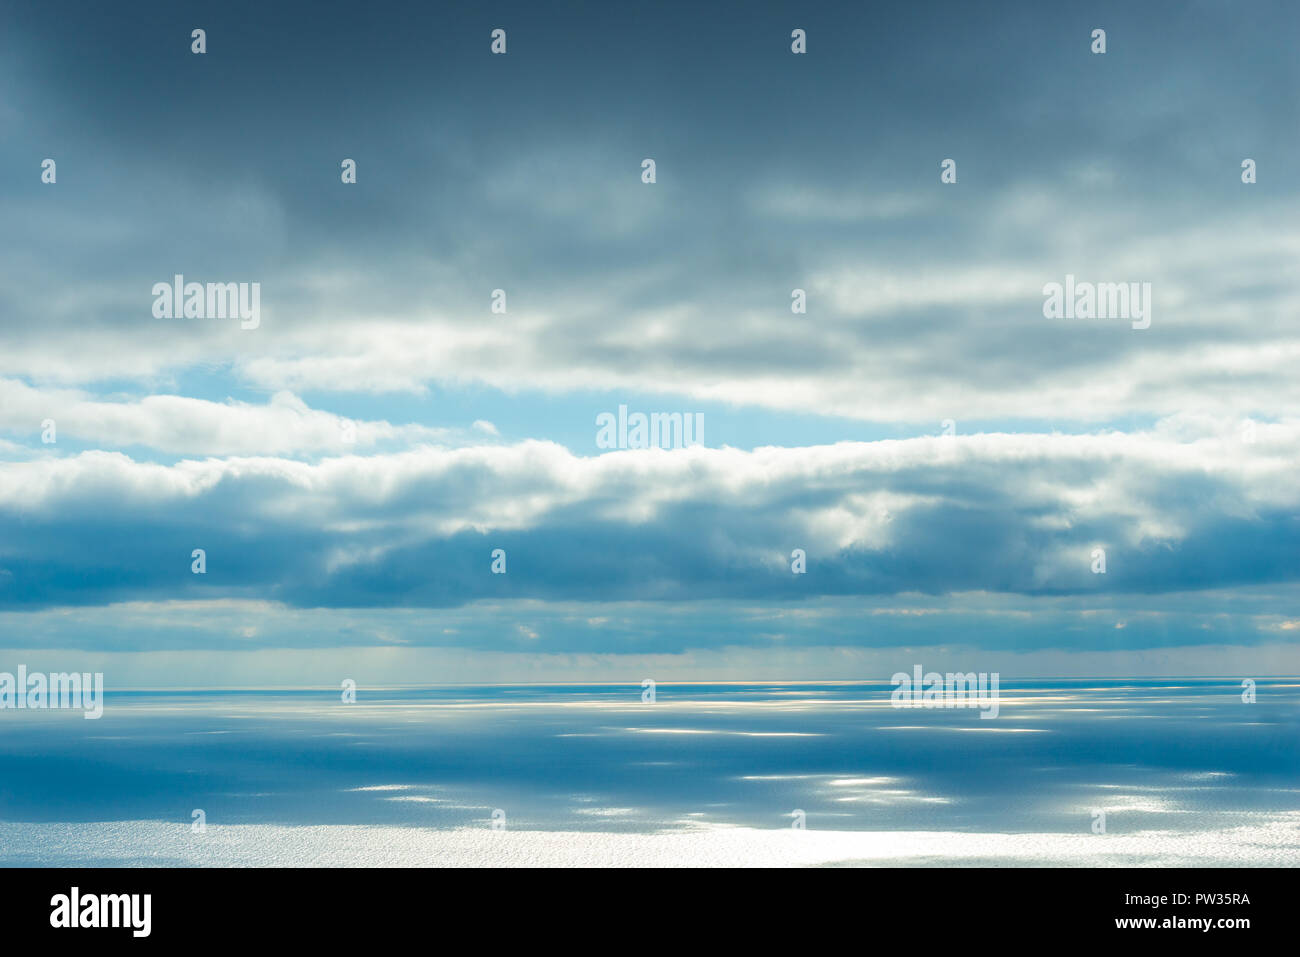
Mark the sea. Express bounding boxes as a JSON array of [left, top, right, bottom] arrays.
[[1, 679, 1297, 866]]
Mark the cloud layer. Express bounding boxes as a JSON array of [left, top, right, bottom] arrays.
[[2, 423, 1295, 612], [1, 0, 1297, 671]]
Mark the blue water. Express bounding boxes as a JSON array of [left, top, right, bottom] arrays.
[[1, 679, 1297, 864]]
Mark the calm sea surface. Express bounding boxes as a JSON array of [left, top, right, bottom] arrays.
[[1, 679, 1297, 866]]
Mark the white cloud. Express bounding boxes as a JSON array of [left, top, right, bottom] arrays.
[[0, 379, 457, 455]]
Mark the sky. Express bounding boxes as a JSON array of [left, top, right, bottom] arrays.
[[0, 0, 1297, 685]]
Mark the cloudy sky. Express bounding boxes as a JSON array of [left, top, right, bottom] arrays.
[[1, 0, 1297, 684]]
